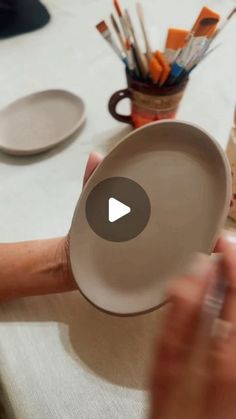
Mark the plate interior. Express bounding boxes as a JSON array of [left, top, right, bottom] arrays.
[[70, 122, 231, 315]]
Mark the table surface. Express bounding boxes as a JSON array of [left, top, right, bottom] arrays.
[[0, 1, 236, 418]]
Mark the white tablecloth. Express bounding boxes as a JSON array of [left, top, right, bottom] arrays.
[[0, 1, 236, 418]]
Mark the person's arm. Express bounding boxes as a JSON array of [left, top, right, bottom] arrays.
[[0, 153, 102, 303], [0, 237, 74, 302]]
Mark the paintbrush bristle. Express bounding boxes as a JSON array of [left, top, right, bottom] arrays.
[[96, 20, 108, 33], [114, 0, 122, 17]]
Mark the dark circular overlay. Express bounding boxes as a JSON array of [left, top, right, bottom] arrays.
[[85, 177, 151, 242]]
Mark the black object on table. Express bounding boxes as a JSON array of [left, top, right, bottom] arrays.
[[0, 0, 50, 38]]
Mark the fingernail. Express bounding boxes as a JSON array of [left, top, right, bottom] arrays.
[[186, 253, 212, 279]]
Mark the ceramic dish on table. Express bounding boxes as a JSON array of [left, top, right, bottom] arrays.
[[0, 89, 86, 156], [69, 121, 231, 316]]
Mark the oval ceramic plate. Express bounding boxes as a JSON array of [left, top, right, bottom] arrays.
[[70, 121, 231, 316], [0, 89, 86, 155]]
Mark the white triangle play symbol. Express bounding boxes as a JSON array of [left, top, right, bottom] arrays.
[[108, 197, 131, 223]]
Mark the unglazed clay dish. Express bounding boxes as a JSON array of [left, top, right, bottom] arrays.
[[0, 89, 86, 155], [69, 121, 231, 316]]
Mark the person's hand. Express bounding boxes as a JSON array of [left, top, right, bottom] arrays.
[[150, 239, 236, 419], [0, 153, 103, 302], [62, 152, 102, 290]]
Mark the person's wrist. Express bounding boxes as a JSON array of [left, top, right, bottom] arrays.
[[58, 236, 78, 291]]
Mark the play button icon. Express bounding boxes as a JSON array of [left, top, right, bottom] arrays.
[[108, 198, 131, 223], [85, 177, 151, 242]]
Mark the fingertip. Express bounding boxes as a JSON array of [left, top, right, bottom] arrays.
[[216, 235, 235, 255], [86, 152, 102, 171], [89, 151, 103, 165], [215, 236, 227, 253], [185, 253, 211, 279], [83, 152, 103, 186]]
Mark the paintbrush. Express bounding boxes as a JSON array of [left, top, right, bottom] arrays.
[[175, 42, 221, 86], [228, 7, 236, 20], [110, 13, 127, 55], [184, 20, 219, 72], [188, 7, 236, 73], [165, 28, 189, 64], [113, 0, 138, 75], [114, 0, 130, 48], [185, 9, 220, 63], [185, 39, 220, 77], [213, 7, 236, 40], [178, 8, 219, 58], [124, 9, 148, 78], [136, 2, 152, 61], [170, 7, 220, 83], [136, 2, 163, 84], [110, 12, 135, 71], [96, 20, 127, 64]]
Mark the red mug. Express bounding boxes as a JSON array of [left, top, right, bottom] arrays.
[[108, 71, 188, 129]]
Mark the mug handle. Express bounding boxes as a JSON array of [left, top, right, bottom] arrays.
[[108, 88, 132, 125]]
